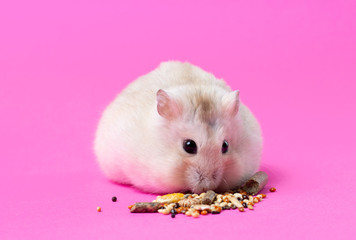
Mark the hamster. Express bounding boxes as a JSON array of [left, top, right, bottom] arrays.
[[94, 61, 262, 194]]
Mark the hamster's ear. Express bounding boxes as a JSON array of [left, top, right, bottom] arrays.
[[222, 90, 240, 117], [156, 89, 182, 120]]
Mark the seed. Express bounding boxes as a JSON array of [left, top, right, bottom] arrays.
[[129, 174, 273, 217], [193, 204, 211, 211], [112, 196, 117, 202], [176, 207, 183, 214], [201, 190, 217, 204], [162, 209, 170, 215], [227, 195, 243, 209], [97, 207, 101, 212], [178, 198, 201, 207], [192, 211, 200, 218], [211, 205, 222, 214], [156, 193, 185, 203], [234, 193, 242, 198]]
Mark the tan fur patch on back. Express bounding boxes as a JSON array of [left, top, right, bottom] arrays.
[[192, 91, 217, 126]]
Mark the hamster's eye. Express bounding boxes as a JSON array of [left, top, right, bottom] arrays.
[[222, 140, 229, 154], [183, 139, 197, 154]]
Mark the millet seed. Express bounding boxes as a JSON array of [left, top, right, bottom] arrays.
[[201, 210, 208, 215], [192, 211, 200, 218]]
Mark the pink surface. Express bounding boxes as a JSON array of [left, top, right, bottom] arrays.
[[1, 0, 356, 239]]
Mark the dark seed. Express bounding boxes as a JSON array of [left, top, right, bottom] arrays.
[[175, 203, 180, 208], [171, 213, 176, 218], [112, 196, 117, 202], [237, 197, 242, 201], [159, 206, 165, 209], [212, 211, 220, 214], [242, 202, 248, 208], [242, 195, 249, 200], [171, 209, 176, 214]]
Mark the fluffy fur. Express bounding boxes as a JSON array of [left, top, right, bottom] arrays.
[[94, 61, 263, 193]]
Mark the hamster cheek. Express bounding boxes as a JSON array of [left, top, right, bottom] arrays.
[[155, 161, 189, 193], [220, 158, 245, 189]]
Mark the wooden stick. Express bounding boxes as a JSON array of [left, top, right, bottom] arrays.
[[130, 202, 163, 213], [241, 171, 269, 195]]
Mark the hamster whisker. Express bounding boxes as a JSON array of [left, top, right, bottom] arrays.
[[222, 177, 229, 188]]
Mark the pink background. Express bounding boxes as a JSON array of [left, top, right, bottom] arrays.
[[1, 0, 356, 239]]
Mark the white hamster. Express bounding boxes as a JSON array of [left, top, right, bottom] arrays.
[[94, 61, 262, 194]]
